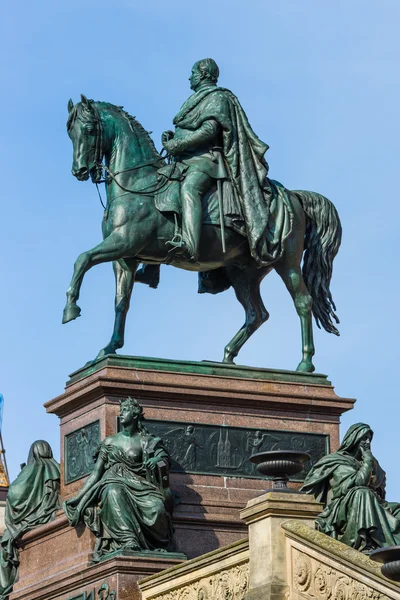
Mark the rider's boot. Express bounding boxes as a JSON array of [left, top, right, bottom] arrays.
[[166, 239, 198, 263], [135, 264, 160, 289], [166, 170, 210, 263]]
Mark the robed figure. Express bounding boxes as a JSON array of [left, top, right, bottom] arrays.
[[301, 423, 400, 553], [64, 398, 175, 561], [0, 441, 60, 600], [162, 57, 289, 265]]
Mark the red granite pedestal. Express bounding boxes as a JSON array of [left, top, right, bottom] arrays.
[[11, 356, 355, 600]]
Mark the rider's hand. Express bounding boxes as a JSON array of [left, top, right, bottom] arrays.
[[162, 130, 174, 146], [163, 139, 181, 156]]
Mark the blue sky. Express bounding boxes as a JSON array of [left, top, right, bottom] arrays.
[[1, 1, 400, 497]]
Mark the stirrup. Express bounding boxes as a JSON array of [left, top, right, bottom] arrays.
[[165, 232, 184, 249], [166, 238, 198, 264]]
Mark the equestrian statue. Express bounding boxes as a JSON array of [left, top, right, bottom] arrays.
[[63, 58, 342, 373]]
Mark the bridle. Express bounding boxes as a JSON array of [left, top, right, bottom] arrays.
[[88, 103, 173, 207]]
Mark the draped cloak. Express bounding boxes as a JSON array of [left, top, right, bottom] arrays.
[[0, 441, 60, 599], [301, 424, 400, 551], [173, 85, 292, 266]]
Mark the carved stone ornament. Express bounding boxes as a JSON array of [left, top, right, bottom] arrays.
[[153, 563, 249, 600], [66, 582, 116, 600], [292, 549, 391, 600], [65, 421, 100, 483], [117, 417, 328, 481]]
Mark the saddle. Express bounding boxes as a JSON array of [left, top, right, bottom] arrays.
[[155, 163, 187, 214], [154, 163, 245, 234]]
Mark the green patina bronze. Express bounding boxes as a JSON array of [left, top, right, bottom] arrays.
[[0, 441, 60, 600], [63, 398, 178, 562], [64, 420, 100, 484], [301, 423, 400, 553], [116, 418, 329, 481], [63, 58, 342, 373], [67, 354, 331, 386]]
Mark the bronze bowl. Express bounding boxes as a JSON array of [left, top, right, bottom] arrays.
[[370, 546, 400, 582], [250, 450, 311, 492]]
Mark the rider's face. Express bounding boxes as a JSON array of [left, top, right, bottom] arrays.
[[189, 66, 202, 91]]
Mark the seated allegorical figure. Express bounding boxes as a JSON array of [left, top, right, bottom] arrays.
[[0, 440, 60, 600], [63, 397, 175, 562], [301, 423, 400, 553]]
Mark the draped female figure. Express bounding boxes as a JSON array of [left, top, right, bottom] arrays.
[[302, 423, 400, 552], [64, 398, 175, 561]]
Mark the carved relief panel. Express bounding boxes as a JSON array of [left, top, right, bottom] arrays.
[[117, 418, 329, 481], [64, 420, 100, 483], [153, 562, 249, 600], [292, 548, 391, 600]]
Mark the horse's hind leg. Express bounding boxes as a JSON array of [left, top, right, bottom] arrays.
[[275, 262, 315, 373], [95, 259, 137, 360], [223, 266, 270, 364]]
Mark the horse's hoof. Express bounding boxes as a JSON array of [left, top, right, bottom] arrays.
[[95, 347, 117, 360], [296, 360, 315, 373], [222, 352, 236, 365], [62, 304, 81, 324]]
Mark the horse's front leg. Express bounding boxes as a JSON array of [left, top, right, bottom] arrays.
[[95, 259, 138, 359], [62, 233, 132, 324]]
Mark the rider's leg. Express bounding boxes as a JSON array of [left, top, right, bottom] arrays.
[[179, 170, 214, 260], [135, 263, 160, 289]]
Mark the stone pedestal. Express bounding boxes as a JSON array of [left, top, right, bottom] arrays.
[[11, 513, 184, 600], [240, 491, 323, 600], [10, 355, 354, 600], [45, 355, 354, 559]]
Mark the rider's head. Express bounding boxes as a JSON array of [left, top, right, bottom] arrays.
[[189, 58, 219, 90]]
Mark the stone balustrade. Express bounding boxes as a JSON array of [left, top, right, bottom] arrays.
[[283, 520, 400, 600], [139, 491, 400, 600], [139, 538, 249, 600]]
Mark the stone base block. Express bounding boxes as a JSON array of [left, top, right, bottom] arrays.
[[244, 583, 289, 600], [44, 355, 354, 560], [11, 514, 185, 600]]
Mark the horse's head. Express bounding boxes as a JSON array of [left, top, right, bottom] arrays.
[[67, 95, 104, 183], [67, 96, 162, 186]]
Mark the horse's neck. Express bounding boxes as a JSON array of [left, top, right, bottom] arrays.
[[105, 116, 159, 195]]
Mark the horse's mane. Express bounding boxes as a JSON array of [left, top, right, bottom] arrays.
[[67, 99, 161, 161]]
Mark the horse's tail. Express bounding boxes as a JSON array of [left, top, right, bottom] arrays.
[[294, 190, 342, 335]]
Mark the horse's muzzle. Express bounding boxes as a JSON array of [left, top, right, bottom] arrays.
[[72, 167, 89, 181]]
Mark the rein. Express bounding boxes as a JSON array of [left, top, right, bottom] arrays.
[[90, 103, 173, 209]]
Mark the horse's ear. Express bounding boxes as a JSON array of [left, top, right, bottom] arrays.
[[68, 99, 74, 113], [80, 94, 91, 109]]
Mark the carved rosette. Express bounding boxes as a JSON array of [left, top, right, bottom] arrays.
[[294, 553, 312, 592], [153, 563, 249, 600], [292, 549, 391, 600]]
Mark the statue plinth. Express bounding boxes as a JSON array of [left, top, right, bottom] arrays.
[[47, 355, 354, 558], [12, 355, 354, 600], [12, 512, 184, 600]]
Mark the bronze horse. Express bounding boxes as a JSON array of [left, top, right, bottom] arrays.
[[63, 95, 341, 372]]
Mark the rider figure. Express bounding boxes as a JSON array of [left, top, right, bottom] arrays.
[[162, 59, 225, 262], [162, 58, 272, 265]]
